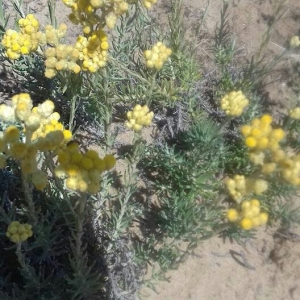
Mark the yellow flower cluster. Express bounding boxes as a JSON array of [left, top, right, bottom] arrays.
[[227, 199, 268, 230], [226, 175, 246, 202], [43, 27, 108, 77], [143, 0, 158, 9], [0, 124, 36, 174], [6, 221, 33, 243], [62, 0, 128, 31], [289, 107, 300, 120], [75, 29, 109, 72], [44, 44, 81, 78], [1, 14, 80, 77], [125, 105, 154, 131], [44, 24, 68, 46], [30, 110, 72, 151], [2, 14, 42, 59], [276, 153, 300, 186], [226, 175, 268, 203], [290, 36, 300, 48], [240, 114, 300, 185], [2, 11, 113, 77], [18, 14, 39, 34], [0, 93, 72, 189], [55, 142, 116, 194], [251, 147, 300, 186], [241, 114, 285, 151], [220, 90, 249, 116], [248, 178, 269, 195], [144, 42, 172, 70]]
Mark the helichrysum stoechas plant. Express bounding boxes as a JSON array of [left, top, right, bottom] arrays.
[[227, 199, 268, 230], [220, 90, 249, 116], [125, 104, 154, 131], [144, 42, 172, 70], [55, 142, 116, 194], [6, 221, 33, 243]]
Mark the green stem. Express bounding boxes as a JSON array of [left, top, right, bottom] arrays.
[[146, 72, 157, 106], [16, 243, 40, 286], [102, 68, 114, 151], [22, 130, 37, 225], [68, 95, 78, 132], [22, 175, 37, 225], [16, 242, 25, 268], [110, 132, 141, 240], [74, 194, 87, 268], [44, 152, 76, 216]]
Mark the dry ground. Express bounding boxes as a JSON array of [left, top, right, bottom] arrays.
[[144, 1, 300, 299]]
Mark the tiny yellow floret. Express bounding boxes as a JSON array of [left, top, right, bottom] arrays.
[[227, 208, 239, 222], [245, 137, 257, 148], [240, 218, 253, 230]]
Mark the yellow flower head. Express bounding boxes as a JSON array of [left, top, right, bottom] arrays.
[[4, 125, 20, 143], [0, 104, 15, 122], [220, 90, 249, 117], [44, 43, 82, 78], [12, 93, 33, 121], [125, 104, 154, 131], [258, 212, 268, 225], [241, 125, 252, 137], [56, 144, 116, 194], [245, 137, 257, 148], [103, 154, 116, 170], [144, 42, 172, 70], [225, 175, 247, 203], [240, 217, 253, 230], [261, 162, 276, 174], [289, 107, 300, 120], [18, 14, 40, 35], [74, 29, 108, 73], [249, 151, 265, 165], [62, 0, 128, 31], [143, 0, 158, 9], [6, 221, 33, 243], [260, 114, 272, 125], [252, 179, 268, 195], [290, 36, 300, 48], [227, 208, 239, 222], [32, 170, 48, 190]]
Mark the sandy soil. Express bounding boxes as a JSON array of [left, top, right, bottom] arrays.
[[2, 0, 300, 299], [144, 1, 300, 299], [143, 228, 300, 300]]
